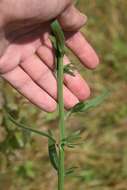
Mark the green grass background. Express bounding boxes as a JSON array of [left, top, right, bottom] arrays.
[[0, 0, 127, 189]]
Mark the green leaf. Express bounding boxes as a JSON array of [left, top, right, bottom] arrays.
[[71, 90, 109, 113], [51, 20, 65, 56], [50, 36, 57, 51], [4, 109, 55, 142], [62, 130, 82, 148], [63, 64, 76, 76], [63, 130, 81, 143], [50, 36, 58, 75], [48, 130, 59, 171], [65, 142, 83, 149]]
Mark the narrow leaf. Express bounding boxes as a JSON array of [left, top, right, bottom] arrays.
[[51, 20, 65, 55], [71, 90, 109, 113], [4, 109, 55, 142], [62, 130, 82, 148], [48, 130, 59, 171], [50, 36, 57, 51], [64, 64, 76, 76], [63, 130, 81, 143], [50, 35, 58, 75], [66, 142, 83, 148]]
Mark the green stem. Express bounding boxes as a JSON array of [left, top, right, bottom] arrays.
[[57, 55, 65, 190]]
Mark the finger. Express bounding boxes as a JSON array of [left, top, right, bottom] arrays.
[[57, 4, 99, 69], [0, 35, 42, 74], [0, 44, 21, 74], [20, 55, 79, 109], [65, 31, 99, 69], [37, 39, 90, 101], [58, 5, 87, 31], [1, 66, 57, 112]]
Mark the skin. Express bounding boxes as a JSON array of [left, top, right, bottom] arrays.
[[0, 0, 99, 112]]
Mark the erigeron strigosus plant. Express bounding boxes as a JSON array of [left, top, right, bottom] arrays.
[[4, 20, 108, 190]]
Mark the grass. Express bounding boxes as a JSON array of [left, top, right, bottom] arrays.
[[0, 0, 127, 190]]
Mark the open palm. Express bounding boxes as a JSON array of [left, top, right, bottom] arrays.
[[0, 1, 99, 112]]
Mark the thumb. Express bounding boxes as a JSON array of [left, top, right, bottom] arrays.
[[57, 5, 87, 31]]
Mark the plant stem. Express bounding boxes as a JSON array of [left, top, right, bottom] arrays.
[[57, 55, 65, 190]]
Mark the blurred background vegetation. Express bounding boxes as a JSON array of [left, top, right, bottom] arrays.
[[0, 0, 127, 189]]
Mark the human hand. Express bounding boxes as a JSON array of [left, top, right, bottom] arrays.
[[0, 0, 99, 112]]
